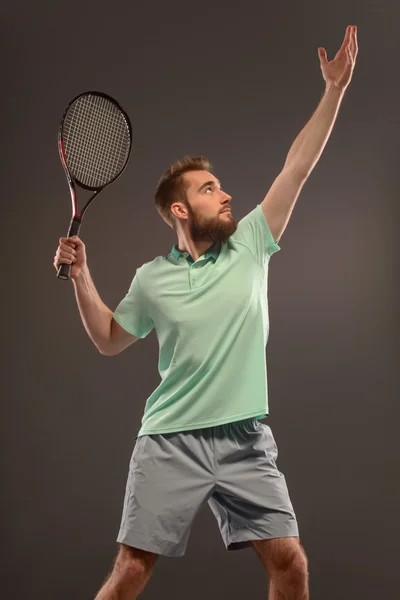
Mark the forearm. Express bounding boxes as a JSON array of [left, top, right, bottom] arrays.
[[285, 83, 345, 177], [72, 265, 114, 354]]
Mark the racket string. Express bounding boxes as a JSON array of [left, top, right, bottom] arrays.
[[74, 97, 127, 183], [63, 94, 131, 188], [65, 102, 129, 185], [65, 97, 129, 169]]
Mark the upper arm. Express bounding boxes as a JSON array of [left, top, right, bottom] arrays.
[[261, 167, 306, 243], [112, 270, 154, 350]]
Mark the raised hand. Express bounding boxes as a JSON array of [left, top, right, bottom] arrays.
[[53, 236, 87, 280], [318, 25, 358, 91]]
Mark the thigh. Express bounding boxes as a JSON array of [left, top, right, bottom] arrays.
[[209, 419, 298, 548], [252, 537, 303, 567], [117, 543, 159, 571], [214, 419, 295, 512], [118, 430, 216, 557]]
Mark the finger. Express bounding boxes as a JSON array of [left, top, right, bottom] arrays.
[[318, 47, 328, 64], [346, 45, 353, 67], [59, 236, 76, 249], [68, 235, 85, 250], [338, 25, 352, 53], [59, 250, 77, 261], [351, 26, 358, 59], [60, 243, 77, 255], [334, 25, 352, 60], [59, 235, 83, 247], [55, 255, 75, 266], [68, 235, 81, 244]]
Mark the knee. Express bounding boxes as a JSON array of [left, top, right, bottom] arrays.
[[286, 551, 308, 587], [269, 543, 308, 588], [278, 548, 308, 588]]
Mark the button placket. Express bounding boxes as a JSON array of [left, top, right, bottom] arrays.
[[190, 261, 201, 286]]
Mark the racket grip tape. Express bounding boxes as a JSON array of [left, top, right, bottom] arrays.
[[57, 217, 82, 281]]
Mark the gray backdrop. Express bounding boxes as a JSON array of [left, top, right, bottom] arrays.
[[2, 0, 399, 598]]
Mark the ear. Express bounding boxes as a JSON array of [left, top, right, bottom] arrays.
[[170, 202, 189, 221]]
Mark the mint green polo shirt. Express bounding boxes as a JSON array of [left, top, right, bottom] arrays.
[[113, 203, 281, 437]]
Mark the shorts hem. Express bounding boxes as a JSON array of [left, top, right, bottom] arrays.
[[117, 530, 186, 558], [226, 523, 300, 551]]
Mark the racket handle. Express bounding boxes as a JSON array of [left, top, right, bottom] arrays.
[[57, 217, 82, 281]]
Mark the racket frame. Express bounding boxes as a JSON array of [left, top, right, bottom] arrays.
[[57, 91, 132, 280]]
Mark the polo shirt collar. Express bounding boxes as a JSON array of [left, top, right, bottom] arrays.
[[171, 240, 221, 263]]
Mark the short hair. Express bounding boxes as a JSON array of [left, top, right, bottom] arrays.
[[155, 156, 213, 230]]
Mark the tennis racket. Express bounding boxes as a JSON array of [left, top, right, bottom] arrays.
[[57, 91, 132, 280]]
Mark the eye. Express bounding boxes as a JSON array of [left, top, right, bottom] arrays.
[[205, 186, 213, 193]]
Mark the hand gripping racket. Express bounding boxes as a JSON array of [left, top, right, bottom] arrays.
[[57, 91, 132, 280]]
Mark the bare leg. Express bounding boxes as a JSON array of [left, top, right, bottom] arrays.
[[252, 537, 309, 600], [268, 579, 286, 600], [94, 544, 158, 600]]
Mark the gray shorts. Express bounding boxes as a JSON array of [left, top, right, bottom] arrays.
[[117, 418, 298, 557]]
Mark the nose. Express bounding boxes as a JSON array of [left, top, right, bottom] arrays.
[[221, 190, 232, 204]]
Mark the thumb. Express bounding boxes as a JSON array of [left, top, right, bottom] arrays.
[[318, 47, 328, 64], [67, 235, 82, 248]]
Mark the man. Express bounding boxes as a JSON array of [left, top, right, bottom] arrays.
[[54, 26, 358, 600]]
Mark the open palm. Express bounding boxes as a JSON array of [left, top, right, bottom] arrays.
[[319, 25, 358, 91]]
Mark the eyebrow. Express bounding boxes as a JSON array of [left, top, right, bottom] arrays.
[[197, 180, 221, 193]]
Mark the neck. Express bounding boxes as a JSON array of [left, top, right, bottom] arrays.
[[177, 237, 215, 262]]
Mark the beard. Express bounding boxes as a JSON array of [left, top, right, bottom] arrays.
[[188, 205, 238, 244]]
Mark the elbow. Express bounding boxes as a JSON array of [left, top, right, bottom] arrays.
[[97, 344, 117, 357]]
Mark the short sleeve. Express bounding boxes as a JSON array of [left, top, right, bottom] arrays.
[[113, 271, 154, 339], [232, 203, 281, 265]]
